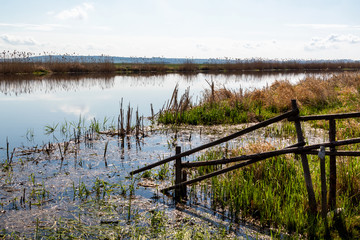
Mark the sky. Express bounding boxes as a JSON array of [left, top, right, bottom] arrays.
[[0, 0, 359, 60]]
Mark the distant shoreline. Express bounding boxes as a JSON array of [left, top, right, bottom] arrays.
[[1, 51, 360, 75], [1, 62, 359, 75]]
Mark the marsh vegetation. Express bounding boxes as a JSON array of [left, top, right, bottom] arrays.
[[1, 70, 360, 238], [158, 72, 360, 125], [2, 50, 360, 75]]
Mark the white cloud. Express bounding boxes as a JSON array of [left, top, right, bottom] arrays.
[[242, 40, 277, 50], [0, 34, 39, 46], [327, 34, 360, 44], [55, 3, 94, 20], [305, 34, 360, 51], [60, 105, 90, 116]]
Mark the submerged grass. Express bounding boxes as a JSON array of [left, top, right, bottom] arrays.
[[3, 209, 234, 240], [0, 171, 238, 239]]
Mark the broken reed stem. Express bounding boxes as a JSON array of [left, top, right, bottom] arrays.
[[126, 104, 132, 135], [5, 137, 15, 165], [136, 108, 139, 138], [120, 98, 125, 137], [6, 137, 9, 162], [151, 103, 154, 120], [104, 140, 109, 167], [10, 148, 15, 164], [142, 116, 145, 138]]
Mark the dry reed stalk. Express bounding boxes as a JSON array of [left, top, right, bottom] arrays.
[[142, 116, 145, 138], [104, 140, 109, 167], [205, 79, 215, 104], [151, 103, 154, 120], [178, 87, 191, 114], [135, 107, 139, 138], [126, 104, 132, 135], [6, 137, 9, 162], [168, 84, 179, 111], [119, 99, 125, 137]]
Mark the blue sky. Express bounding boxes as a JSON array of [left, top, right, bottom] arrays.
[[0, 0, 359, 59]]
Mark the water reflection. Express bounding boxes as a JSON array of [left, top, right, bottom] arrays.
[[0, 71, 328, 96], [0, 72, 330, 152], [0, 74, 116, 96]]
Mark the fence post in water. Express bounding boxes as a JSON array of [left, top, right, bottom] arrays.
[[291, 100, 317, 213], [329, 119, 337, 210], [175, 146, 182, 201]]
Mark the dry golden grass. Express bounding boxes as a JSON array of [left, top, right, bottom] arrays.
[[201, 72, 360, 113]]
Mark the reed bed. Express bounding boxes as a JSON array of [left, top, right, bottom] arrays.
[[116, 59, 360, 73], [158, 72, 360, 125], [2, 51, 360, 75], [0, 50, 115, 74]]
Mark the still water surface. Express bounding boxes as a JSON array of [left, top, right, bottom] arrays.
[[0, 72, 325, 158], [0, 72, 329, 237]]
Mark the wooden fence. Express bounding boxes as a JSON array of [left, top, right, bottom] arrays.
[[130, 99, 360, 215]]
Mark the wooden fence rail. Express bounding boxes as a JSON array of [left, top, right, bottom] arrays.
[[129, 109, 297, 175], [130, 99, 360, 216], [162, 138, 360, 191]]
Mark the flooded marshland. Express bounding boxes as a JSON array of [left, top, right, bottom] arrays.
[[0, 72, 326, 152], [0, 72, 330, 238]]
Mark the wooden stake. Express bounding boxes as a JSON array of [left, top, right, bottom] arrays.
[[291, 99, 317, 213], [319, 146, 327, 219], [175, 146, 182, 201], [329, 119, 336, 209]]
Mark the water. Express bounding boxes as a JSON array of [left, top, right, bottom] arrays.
[[0, 72, 329, 238], [0, 72, 327, 157]]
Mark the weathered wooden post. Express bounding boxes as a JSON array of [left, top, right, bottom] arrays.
[[329, 119, 336, 210], [175, 146, 182, 201], [291, 100, 317, 213], [318, 146, 328, 219]]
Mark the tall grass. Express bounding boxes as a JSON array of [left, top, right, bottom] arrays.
[[158, 72, 360, 125], [193, 142, 360, 238]]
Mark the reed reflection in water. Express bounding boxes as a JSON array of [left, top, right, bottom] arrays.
[[0, 72, 328, 157]]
